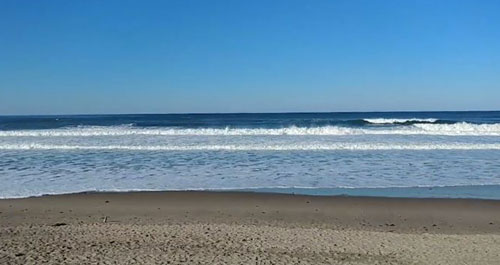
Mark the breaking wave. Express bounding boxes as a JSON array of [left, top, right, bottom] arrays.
[[363, 118, 439, 124], [1, 122, 500, 136]]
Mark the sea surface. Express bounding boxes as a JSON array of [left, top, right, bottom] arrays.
[[1, 111, 500, 199]]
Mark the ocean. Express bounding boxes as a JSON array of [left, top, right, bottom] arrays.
[[1, 111, 499, 199]]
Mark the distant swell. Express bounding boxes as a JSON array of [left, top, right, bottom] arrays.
[[2, 143, 500, 150], [1, 122, 500, 136]]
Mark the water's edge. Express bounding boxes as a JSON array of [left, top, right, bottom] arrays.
[[3, 185, 500, 200], [242, 185, 500, 200]]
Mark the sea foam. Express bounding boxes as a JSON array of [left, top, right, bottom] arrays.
[[2, 143, 500, 151], [1, 122, 500, 136]]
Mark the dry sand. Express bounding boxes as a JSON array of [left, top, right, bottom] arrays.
[[1, 191, 500, 264]]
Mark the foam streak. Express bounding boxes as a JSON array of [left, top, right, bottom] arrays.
[[2, 143, 500, 151]]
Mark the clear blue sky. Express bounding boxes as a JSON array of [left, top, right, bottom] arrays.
[[1, 0, 499, 115]]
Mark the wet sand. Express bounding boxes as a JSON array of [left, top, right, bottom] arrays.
[[1, 191, 500, 264]]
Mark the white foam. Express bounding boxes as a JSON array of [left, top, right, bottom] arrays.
[[2, 143, 500, 150], [363, 118, 439, 124], [412, 122, 500, 135], [1, 123, 500, 136]]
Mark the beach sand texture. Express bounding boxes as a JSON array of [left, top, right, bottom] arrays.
[[2, 192, 500, 264]]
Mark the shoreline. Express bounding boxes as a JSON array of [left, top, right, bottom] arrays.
[[2, 191, 500, 264], [4, 183, 500, 200]]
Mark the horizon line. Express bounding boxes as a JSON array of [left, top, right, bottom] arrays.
[[1, 109, 500, 117]]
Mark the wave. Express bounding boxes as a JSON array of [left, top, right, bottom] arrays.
[[2, 143, 500, 151], [1, 122, 500, 136], [363, 118, 439, 124]]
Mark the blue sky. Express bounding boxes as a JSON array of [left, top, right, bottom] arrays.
[[1, 0, 499, 114]]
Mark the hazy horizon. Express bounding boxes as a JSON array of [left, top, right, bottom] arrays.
[[2, 109, 500, 117]]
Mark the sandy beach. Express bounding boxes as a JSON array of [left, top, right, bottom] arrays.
[[1, 192, 500, 264], [3, 0, 499, 263]]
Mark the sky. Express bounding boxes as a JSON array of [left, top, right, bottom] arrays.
[[1, 0, 499, 115]]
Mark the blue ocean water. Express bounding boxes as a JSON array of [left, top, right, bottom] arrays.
[[1, 111, 499, 199]]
